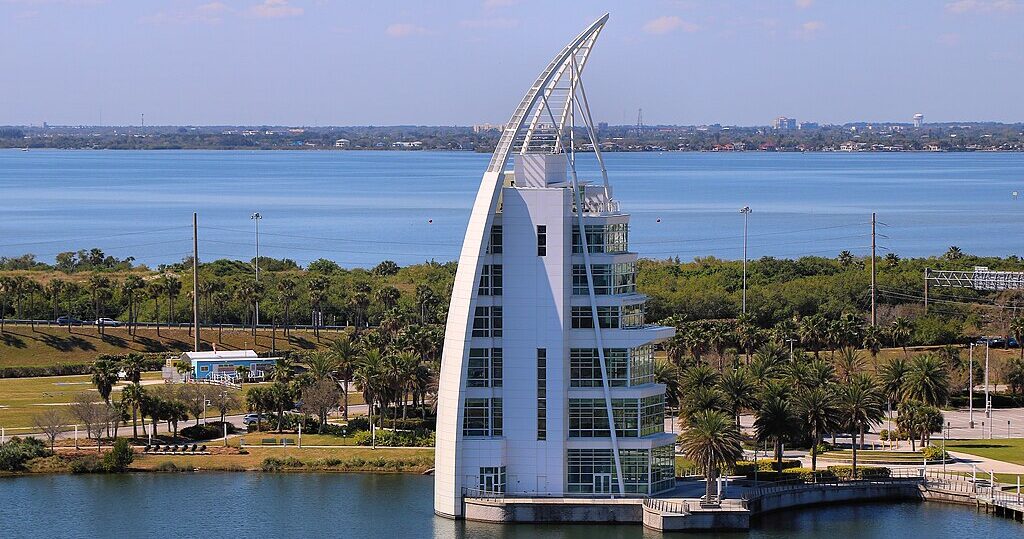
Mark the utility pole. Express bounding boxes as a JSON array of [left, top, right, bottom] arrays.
[[924, 268, 929, 314], [192, 212, 200, 352], [871, 212, 877, 327], [969, 343, 975, 428], [251, 212, 262, 327], [985, 341, 991, 431], [740, 206, 752, 315]]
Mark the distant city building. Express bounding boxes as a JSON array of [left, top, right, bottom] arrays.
[[392, 140, 423, 149], [797, 122, 818, 130], [334, 138, 350, 148], [597, 121, 609, 132], [913, 113, 924, 128], [773, 116, 797, 130], [473, 123, 505, 133]]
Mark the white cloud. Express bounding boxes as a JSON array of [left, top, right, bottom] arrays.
[[385, 22, 428, 38], [459, 17, 518, 29], [249, 0, 303, 19], [945, 0, 1019, 13], [795, 0, 814, 8], [642, 15, 699, 35], [140, 2, 231, 25]]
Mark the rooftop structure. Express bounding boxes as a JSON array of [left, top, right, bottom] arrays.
[[162, 349, 277, 383], [434, 14, 675, 519]]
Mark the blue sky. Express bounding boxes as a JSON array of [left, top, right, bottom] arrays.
[[2, 0, 1023, 126]]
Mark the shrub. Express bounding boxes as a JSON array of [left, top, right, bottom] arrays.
[[70, 455, 105, 474], [0, 437, 52, 471], [261, 456, 305, 472], [154, 461, 188, 472], [181, 422, 237, 441], [827, 465, 891, 480], [922, 446, 948, 462], [352, 429, 434, 447], [103, 438, 134, 472]]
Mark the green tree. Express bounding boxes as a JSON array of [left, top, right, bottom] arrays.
[[888, 317, 913, 356], [276, 277, 298, 336], [121, 383, 146, 440], [754, 390, 796, 472], [330, 336, 361, 420], [680, 410, 743, 503], [121, 275, 145, 336], [90, 357, 120, 405], [838, 374, 885, 476], [794, 386, 840, 472], [718, 367, 758, 425], [903, 354, 949, 406], [88, 274, 111, 335]]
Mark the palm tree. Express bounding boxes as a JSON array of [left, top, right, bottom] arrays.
[[121, 275, 145, 336], [330, 336, 360, 420], [903, 353, 949, 406], [878, 356, 909, 405], [794, 386, 839, 472], [837, 250, 854, 267], [90, 357, 120, 405], [861, 325, 884, 367], [276, 277, 298, 336], [308, 275, 330, 340], [944, 245, 964, 260], [835, 347, 865, 383], [735, 315, 760, 364], [884, 252, 900, 268], [654, 357, 681, 408], [354, 348, 385, 448], [164, 274, 182, 327], [121, 383, 146, 440], [87, 274, 111, 335], [212, 289, 229, 342], [1012, 317, 1024, 360], [349, 292, 371, 334], [888, 317, 913, 357], [45, 279, 65, 323], [235, 365, 251, 384], [24, 280, 42, 331], [0, 276, 14, 332], [306, 350, 339, 382], [798, 314, 828, 359], [147, 281, 164, 336], [374, 286, 401, 311], [838, 374, 884, 476], [120, 353, 144, 385], [754, 391, 796, 472], [680, 410, 743, 504], [718, 367, 758, 425], [61, 281, 82, 334]]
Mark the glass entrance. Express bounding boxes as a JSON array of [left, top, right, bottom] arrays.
[[593, 473, 613, 493]]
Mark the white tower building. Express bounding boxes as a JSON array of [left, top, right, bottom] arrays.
[[434, 14, 676, 519], [913, 113, 924, 128]]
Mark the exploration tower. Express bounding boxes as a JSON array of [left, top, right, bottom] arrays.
[[434, 14, 676, 518]]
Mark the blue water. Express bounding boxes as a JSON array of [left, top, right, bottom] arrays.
[[0, 474, 1020, 539], [2, 149, 1023, 267]]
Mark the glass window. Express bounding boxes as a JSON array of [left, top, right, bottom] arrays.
[[568, 397, 663, 439], [478, 265, 503, 296], [537, 225, 547, 256], [467, 348, 502, 387], [573, 263, 636, 295], [571, 306, 620, 329], [479, 466, 507, 494], [463, 397, 503, 437], [487, 225, 503, 255], [570, 348, 628, 387], [472, 306, 502, 337], [567, 448, 673, 495], [537, 348, 547, 441], [621, 303, 645, 328], [572, 223, 629, 254], [492, 398, 503, 436]]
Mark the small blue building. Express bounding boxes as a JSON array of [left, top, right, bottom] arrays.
[[169, 350, 278, 383]]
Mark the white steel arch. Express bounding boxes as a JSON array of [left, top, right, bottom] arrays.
[[434, 13, 614, 518]]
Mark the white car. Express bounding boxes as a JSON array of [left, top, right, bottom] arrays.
[[95, 318, 123, 327]]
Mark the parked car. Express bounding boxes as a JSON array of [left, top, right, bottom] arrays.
[[976, 336, 1005, 347], [95, 317, 123, 327], [242, 414, 267, 426], [56, 316, 85, 326]]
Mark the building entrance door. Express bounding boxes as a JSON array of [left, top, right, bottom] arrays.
[[593, 473, 613, 493]]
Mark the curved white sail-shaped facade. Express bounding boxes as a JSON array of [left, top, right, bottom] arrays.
[[434, 14, 675, 518]]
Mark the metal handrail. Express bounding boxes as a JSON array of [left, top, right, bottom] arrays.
[[643, 497, 690, 515]]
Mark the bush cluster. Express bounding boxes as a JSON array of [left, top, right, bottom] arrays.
[[921, 446, 949, 462], [352, 430, 434, 447], [259, 455, 430, 473], [827, 465, 891, 480], [0, 437, 51, 471], [731, 459, 802, 475], [180, 422, 237, 441]]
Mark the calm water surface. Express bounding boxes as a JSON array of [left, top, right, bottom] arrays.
[[1, 150, 1023, 266], [0, 473, 1021, 539]]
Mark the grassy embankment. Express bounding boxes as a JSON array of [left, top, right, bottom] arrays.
[[0, 325, 336, 369], [941, 439, 1024, 466]]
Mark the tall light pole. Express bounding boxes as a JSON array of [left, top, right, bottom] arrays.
[[969, 343, 975, 429], [740, 206, 752, 315], [251, 212, 262, 327]]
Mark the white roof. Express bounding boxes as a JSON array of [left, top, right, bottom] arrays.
[[181, 350, 260, 361]]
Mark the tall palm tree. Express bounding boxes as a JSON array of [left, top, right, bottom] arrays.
[[718, 366, 758, 425], [839, 374, 885, 476], [147, 281, 164, 336], [121, 275, 145, 336], [903, 353, 949, 406], [164, 274, 182, 328], [735, 315, 760, 364], [354, 348, 385, 448], [330, 336, 360, 420], [308, 275, 330, 341], [654, 357, 681, 408], [861, 325, 884, 367], [45, 279, 65, 324], [87, 274, 111, 335], [61, 281, 82, 334], [798, 314, 828, 359], [306, 350, 339, 382], [944, 245, 964, 260], [121, 383, 146, 440], [680, 410, 743, 503], [24, 280, 42, 331], [276, 277, 298, 336], [794, 386, 840, 472], [878, 356, 910, 405], [0, 276, 14, 332], [753, 391, 796, 472], [374, 286, 401, 311], [889, 317, 913, 356], [835, 347, 865, 383], [837, 250, 854, 267]]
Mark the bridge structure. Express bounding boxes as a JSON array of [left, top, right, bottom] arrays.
[[924, 266, 1024, 312]]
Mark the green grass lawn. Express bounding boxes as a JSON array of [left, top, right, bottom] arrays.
[[0, 372, 162, 430], [942, 439, 1024, 466]]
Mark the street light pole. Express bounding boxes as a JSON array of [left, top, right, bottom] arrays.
[[740, 206, 752, 315], [968, 343, 974, 428], [251, 212, 262, 327]]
